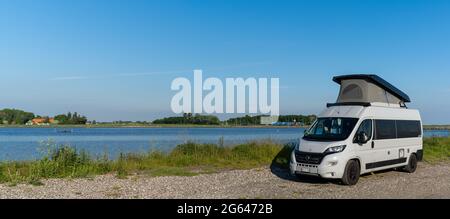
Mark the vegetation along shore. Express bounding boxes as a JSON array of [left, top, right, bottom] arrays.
[[0, 108, 448, 129], [0, 137, 448, 186], [0, 123, 448, 130], [0, 108, 317, 127]]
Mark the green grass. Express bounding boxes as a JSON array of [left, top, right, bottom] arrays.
[[0, 137, 448, 185], [423, 137, 450, 163], [0, 140, 284, 185]]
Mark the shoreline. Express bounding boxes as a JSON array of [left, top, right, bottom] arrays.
[[0, 124, 310, 129], [0, 124, 448, 130]]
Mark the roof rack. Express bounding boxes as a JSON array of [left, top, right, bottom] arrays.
[[326, 102, 371, 108]]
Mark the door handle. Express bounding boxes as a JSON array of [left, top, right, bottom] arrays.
[[371, 141, 375, 149]]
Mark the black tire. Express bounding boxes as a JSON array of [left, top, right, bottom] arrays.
[[403, 154, 418, 173], [342, 160, 360, 186], [294, 173, 317, 182], [294, 172, 315, 179], [294, 173, 306, 180]]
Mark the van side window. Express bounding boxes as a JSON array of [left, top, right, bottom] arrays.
[[375, 120, 397, 140], [397, 120, 422, 138], [355, 119, 372, 142]]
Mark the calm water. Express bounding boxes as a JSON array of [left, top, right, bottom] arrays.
[[0, 127, 447, 161]]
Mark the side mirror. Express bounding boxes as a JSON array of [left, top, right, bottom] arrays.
[[356, 131, 369, 144]]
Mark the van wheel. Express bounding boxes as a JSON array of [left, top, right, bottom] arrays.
[[403, 154, 418, 173], [342, 160, 360, 186]]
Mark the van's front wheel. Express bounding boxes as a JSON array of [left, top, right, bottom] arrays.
[[403, 154, 418, 173], [342, 160, 360, 186]]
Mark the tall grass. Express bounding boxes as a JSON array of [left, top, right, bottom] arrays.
[[423, 137, 450, 163], [0, 140, 283, 185]]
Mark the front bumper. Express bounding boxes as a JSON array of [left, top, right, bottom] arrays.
[[289, 150, 346, 179]]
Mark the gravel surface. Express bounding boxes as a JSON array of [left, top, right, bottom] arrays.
[[0, 163, 448, 199]]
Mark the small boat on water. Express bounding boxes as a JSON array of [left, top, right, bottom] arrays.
[[56, 129, 73, 134]]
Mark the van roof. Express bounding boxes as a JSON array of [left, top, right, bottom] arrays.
[[320, 105, 421, 121], [333, 74, 411, 103]]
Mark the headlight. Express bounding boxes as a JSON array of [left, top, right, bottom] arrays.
[[324, 145, 346, 154]]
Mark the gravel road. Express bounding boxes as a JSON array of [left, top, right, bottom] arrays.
[[0, 163, 448, 199]]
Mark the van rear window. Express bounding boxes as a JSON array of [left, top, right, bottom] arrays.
[[396, 120, 422, 138], [374, 120, 422, 140]]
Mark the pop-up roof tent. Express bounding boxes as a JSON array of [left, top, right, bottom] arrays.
[[328, 74, 410, 108]]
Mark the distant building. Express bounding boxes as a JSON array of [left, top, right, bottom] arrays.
[[260, 115, 279, 125], [26, 118, 58, 126], [32, 118, 47, 125]]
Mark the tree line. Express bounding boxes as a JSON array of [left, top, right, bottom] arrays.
[[153, 113, 221, 125], [0, 109, 35, 125], [0, 108, 88, 125], [54, 112, 88, 125], [0, 108, 316, 126], [225, 114, 317, 126], [153, 113, 317, 126], [277, 115, 317, 125]]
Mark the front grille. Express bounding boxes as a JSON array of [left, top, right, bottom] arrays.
[[295, 151, 325, 165]]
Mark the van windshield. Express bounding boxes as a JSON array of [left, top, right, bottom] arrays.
[[303, 117, 359, 141]]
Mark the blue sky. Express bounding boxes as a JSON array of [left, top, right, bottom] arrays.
[[1, 0, 450, 124]]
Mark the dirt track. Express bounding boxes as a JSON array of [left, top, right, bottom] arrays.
[[0, 163, 448, 199]]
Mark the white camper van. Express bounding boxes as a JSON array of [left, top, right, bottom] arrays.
[[290, 75, 423, 185]]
